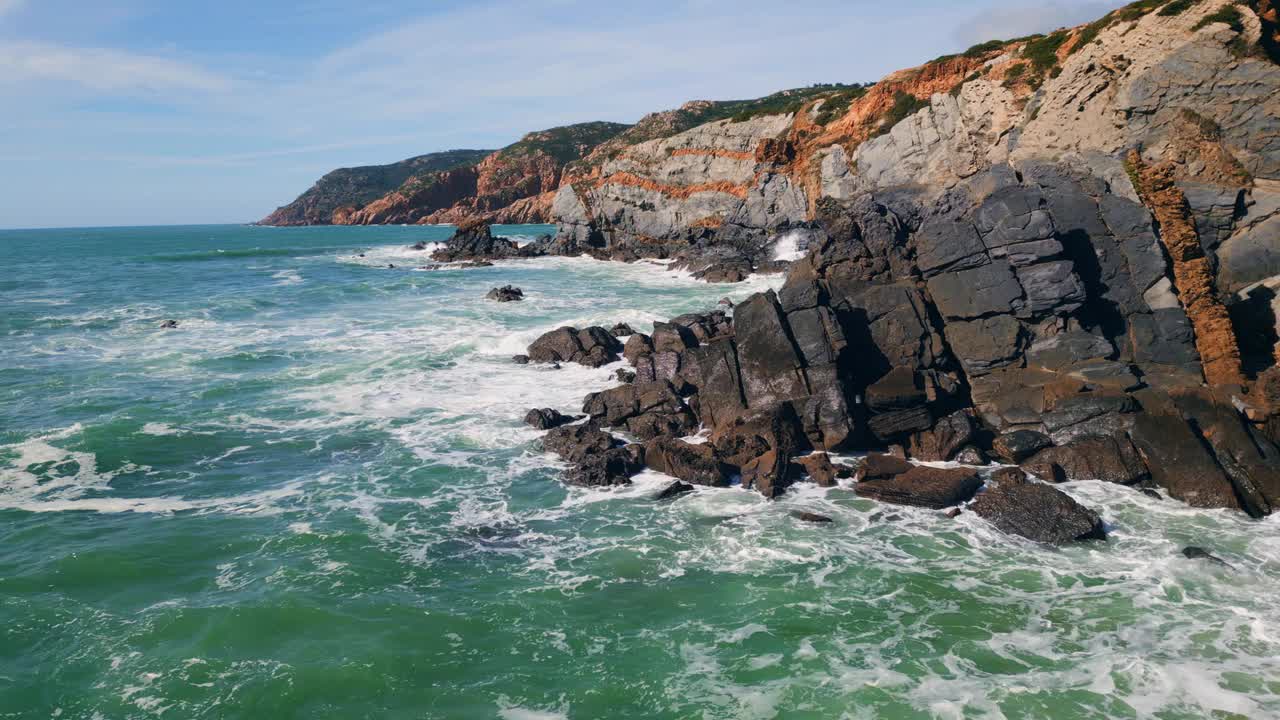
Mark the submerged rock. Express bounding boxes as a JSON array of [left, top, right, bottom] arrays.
[[1181, 546, 1233, 568], [655, 480, 695, 500], [790, 511, 834, 524]]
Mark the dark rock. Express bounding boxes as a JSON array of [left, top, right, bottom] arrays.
[[523, 408, 581, 430], [734, 291, 808, 408], [542, 422, 618, 464], [485, 285, 524, 302], [795, 453, 838, 487], [681, 338, 748, 429], [790, 511, 834, 523], [1026, 331, 1115, 370], [927, 260, 1023, 320], [582, 381, 696, 441], [1141, 487, 1163, 500], [945, 507, 963, 518], [410, 241, 428, 250], [565, 446, 644, 487], [971, 479, 1107, 544], [656, 481, 694, 500], [609, 323, 636, 338], [1181, 546, 1233, 568], [741, 449, 797, 498], [431, 221, 522, 262], [527, 326, 622, 367], [992, 429, 1052, 463], [855, 466, 982, 509], [944, 315, 1028, 375], [1171, 388, 1280, 518], [711, 403, 808, 468], [159, 319, 179, 329], [615, 369, 636, 383], [622, 333, 654, 364], [1128, 399, 1241, 511], [511, 354, 530, 365], [643, 438, 735, 487], [853, 453, 913, 482], [868, 407, 934, 442], [1020, 434, 1148, 485], [905, 410, 977, 461], [953, 446, 987, 465], [865, 366, 926, 412]]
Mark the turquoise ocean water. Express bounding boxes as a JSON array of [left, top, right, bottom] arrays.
[[1, 224, 1278, 719]]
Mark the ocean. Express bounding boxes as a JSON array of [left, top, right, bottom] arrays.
[[1, 224, 1278, 719]]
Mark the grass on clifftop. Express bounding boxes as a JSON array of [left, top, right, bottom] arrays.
[[499, 121, 633, 164]]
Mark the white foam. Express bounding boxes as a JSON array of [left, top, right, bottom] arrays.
[[770, 229, 810, 262]]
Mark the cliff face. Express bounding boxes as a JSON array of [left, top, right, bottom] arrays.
[[519, 0, 1280, 519], [262, 122, 631, 227], [260, 149, 491, 226]]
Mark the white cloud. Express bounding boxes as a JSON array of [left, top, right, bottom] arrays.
[[0, 41, 230, 93], [954, 1, 1126, 46]]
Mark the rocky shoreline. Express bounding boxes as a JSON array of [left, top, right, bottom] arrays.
[[426, 160, 1280, 548], [372, 0, 1280, 548]]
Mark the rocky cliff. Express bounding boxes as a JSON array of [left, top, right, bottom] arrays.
[[259, 149, 491, 226], [512, 0, 1280, 532]]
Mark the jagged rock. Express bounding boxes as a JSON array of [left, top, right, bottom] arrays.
[[656, 481, 694, 500], [1171, 388, 1280, 518], [734, 291, 809, 408], [790, 511, 834, 524], [615, 368, 636, 383], [855, 466, 982, 509], [971, 473, 1107, 545], [512, 354, 530, 365], [486, 285, 524, 302], [527, 326, 623, 367], [622, 333, 654, 364], [681, 338, 748, 429], [1020, 434, 1148, 485], [159, 319, 179, 329], [431, 220, 522, 262], [1128, 394, 1242, 511], [609, 323, 636, 337], [542, 422, 618, 464], [523, 408, 581, 430], [904, 410, 977, 461], [795, 453, 838, 487], [566, 445, 645, 487], [991, 429, 1053, 463], [643, 437, 735, 487], [953, 446, 987, 465], [582, 381, 696, 440], [865, 366, 927, 412], [710, 403, 808, 468], [853, 453, 913, 482], [741, 449, 796, 498]]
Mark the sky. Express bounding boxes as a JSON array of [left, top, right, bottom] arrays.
[[0, 0, 1126, 229]]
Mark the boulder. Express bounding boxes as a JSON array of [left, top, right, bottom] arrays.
[[643, 438, 735, 487], [486, 285, 524, 302], [904, 410, 977, 461], [582, 381, 696, 441], [971, 474, 1107, 544], [565, 445, 645, 487], [795, 453, 839, 487], [1181, 546, 1233, 568], [523, 408, 581, 430], [527, 326, 623, 367], [1019, 434, 1148, 485], [512, 354, 531, 365], [852, 453, 913, 482], [991, 429, 1052, 463], [854, 466, 982, 509], [623, 333, 654, 364], [741, 449, 797, 498], [733, 292, 809, 408], [609, 323, 636, 337], [1128, 405, 1241, 511], [542, 422, 618, 464]]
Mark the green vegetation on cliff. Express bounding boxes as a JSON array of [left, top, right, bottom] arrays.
[[260, 149, 491, 225]]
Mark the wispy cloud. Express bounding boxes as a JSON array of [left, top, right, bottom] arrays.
[[0, 41, 230, 93]]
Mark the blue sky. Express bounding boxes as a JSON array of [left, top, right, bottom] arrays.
[[0, 0, 1124, 228]]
